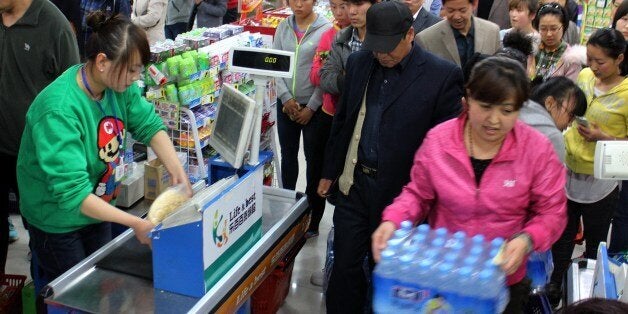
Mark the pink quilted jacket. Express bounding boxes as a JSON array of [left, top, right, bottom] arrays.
[[381, 115, 567, 285]]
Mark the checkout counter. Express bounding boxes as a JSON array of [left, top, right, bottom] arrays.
[[43, 185, 309, 313]]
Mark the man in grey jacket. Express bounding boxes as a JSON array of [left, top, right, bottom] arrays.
[[165, 0, 193, 39], [320, 0, 378, 98]]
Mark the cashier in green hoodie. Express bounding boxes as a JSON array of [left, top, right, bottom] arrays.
[[17, 11, 191, 283]]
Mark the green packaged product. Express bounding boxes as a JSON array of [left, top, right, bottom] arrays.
[[166, 56, 181, 79], [198, 52, 210, 71], [165, 84, 179, 103], [179, 58, 198, 78]]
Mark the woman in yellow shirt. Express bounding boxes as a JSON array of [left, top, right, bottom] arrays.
[[548, 28, 628, 307]]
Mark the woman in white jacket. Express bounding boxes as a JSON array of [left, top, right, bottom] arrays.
[[132, 0, 168, 45]]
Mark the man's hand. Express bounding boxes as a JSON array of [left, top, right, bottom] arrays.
[[317, 179, 333, 197], [501, 236, 529, 275], [372, 221, 397, 263], [281, 99, 301, 118], [295, 107, 315, 125]]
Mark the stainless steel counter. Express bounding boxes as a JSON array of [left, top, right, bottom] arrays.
[[45, 187, 308, 313]]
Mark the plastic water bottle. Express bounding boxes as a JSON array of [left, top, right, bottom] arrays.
[[412, 257, 442, 312], [394, 253, 420, 313], [445, 230, 466, 251], [435, 262, 457, 311], [388, 221, 414, 247], [477, 268, 503, 313], [453, 265, 476, 312], [373, 249, 398, 313]]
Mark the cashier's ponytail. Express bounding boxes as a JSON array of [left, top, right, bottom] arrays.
[[85, 11, 151, 75]]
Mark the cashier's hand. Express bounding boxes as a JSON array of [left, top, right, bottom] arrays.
[[132, 219, 155, 247], [501, 237, 529, 275], [171, 170, 193, 197], [371, 221, 397, 263], [317, 179, 332, 198], [294, 107, 314, 125]]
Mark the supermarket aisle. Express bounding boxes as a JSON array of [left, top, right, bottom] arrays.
[[277, 203, 332, 314], [6, 214, 30, 281]]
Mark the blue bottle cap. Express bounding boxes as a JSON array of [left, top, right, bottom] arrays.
[[423, 248, 440, 259], [470, 245, 484, 256], [400, 220, 413, 230], [413, 233, 427, 243], [417, 224, 430, 234], [419, 258, 432, 269], [491, 237, 505, 248], [431, 237, 445, 248], [472, 234, 485, 244], [444, 253, 458, 263], [393, 229, 407, 238], [438, 262, 454, 273], [464, 255, 479, 265], [490, 247, 500, 259], [450, 241, 464, 251], [435, 227, 448, 237], [458, 266, 473, 277], [399, 253, 413, 263], [479, 268, 495, 281], [381, 249, 395, 260], [453, 231, 467, 240]]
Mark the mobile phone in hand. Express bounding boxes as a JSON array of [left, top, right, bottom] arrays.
[[575, 116, 589, 128]]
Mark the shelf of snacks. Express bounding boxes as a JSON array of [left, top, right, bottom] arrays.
[[580, 1, 613, 44], [141, 26, 275, 183]]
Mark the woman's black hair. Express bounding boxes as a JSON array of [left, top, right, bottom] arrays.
[[530, 76, 587, 117], [85, 11, 150, 77], [466, 56, 530, 110], [612, 0, 628, 28], [587, 28, 628, 76], [532, 3, 569, 38], [495, 30, 534, 67], [559, 298, 628, 314]]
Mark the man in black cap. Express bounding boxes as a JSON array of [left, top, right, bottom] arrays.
[[317, 1, 463, 312]]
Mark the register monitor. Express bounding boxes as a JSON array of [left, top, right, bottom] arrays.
[[594, 141, 628, 179], [209, 83, 256, 169]]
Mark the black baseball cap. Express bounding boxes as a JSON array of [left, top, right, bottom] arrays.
[[362, 1, 414, 53]]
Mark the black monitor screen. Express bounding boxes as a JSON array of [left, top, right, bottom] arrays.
[[213, 91, 246, 151], [231, 50, 291, 73]]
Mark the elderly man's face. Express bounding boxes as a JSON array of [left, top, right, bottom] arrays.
[[0, 0, 18, 14], [372, 28, 414, 68]]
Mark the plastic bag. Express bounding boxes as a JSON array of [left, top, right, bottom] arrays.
[[147, 184, 191, 224], [527, 250, 554, 293]]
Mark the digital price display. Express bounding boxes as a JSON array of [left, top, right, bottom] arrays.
[[228, 47, 294, 78]]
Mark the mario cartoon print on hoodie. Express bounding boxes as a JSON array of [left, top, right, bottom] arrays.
[[95, 116, 126, 202]]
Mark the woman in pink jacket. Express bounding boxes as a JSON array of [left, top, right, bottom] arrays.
[[372, 57, 567, 313]]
